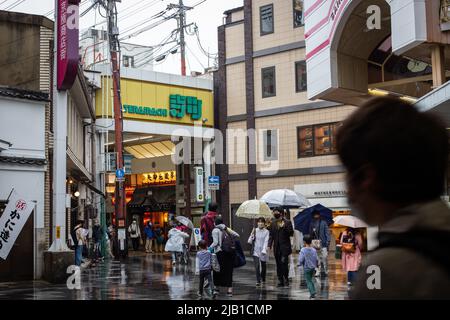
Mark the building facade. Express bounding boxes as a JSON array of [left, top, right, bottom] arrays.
[[92, 64, 215, 241], [216, 1, 357, 248]]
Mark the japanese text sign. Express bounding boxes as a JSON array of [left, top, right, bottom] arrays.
[[0, 191, 34, 260]]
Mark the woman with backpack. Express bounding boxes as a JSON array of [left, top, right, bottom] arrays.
[[128, 219, 141, 251], [340, 227, 363, 286], [209, 216, 240, 297]]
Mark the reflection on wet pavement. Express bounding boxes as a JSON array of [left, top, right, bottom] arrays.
[[0, 253, 350, 300]]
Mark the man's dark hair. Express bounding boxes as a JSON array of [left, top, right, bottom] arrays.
[[336, 97, 449, 203], [208, 202, 218, 212], [198, 240, 207, 249], [303, 234, 312, 245], [214, 216, 224, 225]]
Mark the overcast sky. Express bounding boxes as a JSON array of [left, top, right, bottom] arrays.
[[1, 0, 243, 75]]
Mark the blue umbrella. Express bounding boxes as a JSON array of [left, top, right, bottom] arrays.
[[294, 204, 334, 234]]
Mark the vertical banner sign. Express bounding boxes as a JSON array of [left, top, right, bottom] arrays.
[[195, 167, 204, 202], [57, 0, 81, 90], [0, 191, 35, 260]]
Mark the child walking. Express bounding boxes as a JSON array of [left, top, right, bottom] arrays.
[[197, 240, 214, 299], [299, 235, 319, 299]]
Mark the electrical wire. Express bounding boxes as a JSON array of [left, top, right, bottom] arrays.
[[4, 0, 25, 10], [0, 0, 11, 8]]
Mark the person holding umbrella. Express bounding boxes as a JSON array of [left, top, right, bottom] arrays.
[[248, 217, 270, 287], [340, 228, 363, 287], [309, 210, 331, 277], [268, 207, 294, 287]]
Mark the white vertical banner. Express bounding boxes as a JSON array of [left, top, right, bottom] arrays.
[[194, 166, 204, 202], [0, 190, 35, 260]]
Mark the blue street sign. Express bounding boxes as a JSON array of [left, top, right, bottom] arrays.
[[208, 176, 220, 190], [208, 176, 220, 184], [116, 168, 125, 179]]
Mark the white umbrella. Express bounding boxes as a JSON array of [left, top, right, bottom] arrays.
[[260, 189, 310, 208], [175, 215, 194, 229], [333, 215, 368, 228], [235, 199, 273, 219]]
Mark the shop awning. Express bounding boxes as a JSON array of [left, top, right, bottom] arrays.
[[415, 80, 450, 127]]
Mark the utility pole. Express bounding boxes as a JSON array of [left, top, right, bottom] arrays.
[[170, 0, 192, 217], [179, 0, 186, 76], [105, 0, 127, 257]]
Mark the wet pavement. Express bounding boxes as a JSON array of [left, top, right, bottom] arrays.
[[0, 252, 349, 300]]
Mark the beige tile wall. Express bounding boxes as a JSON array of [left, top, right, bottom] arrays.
[[252, 0, 305, 52], [229, 180, 250, 205], [254, 49, 309, 112], [256, 173, 346, 198], [226, 63, 247, 116], [255, 105, 357, 172], [225, 23, 245, 59], [231, 10, 244, 22], [227, 121, 248, 174]]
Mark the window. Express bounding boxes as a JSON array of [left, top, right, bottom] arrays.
[[297, 122, 341, 157], [260, 4, 274, 35], [295, 61, 307, 92], [293, 0, 304, 28], [263, 129, 278, 161], [123, 55, 134, 68], [262, 66, 276, 98]]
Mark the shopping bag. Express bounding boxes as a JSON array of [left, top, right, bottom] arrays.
[[195, 256, 200, 275], [288, 255, 296, 279], [211, 253, 220, 272]]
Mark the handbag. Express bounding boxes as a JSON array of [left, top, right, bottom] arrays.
[[211, 253, 220, 272], [312, 239, 322, 250], [288, 255, 296, 279], [342, 242, 356, 253], [233, 240, 246, 268]]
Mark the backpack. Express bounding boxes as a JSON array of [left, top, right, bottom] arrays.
[[221, 228, 236, 253]]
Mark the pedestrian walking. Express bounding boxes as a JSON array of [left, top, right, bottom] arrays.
[[308, 210, 330, 277], [340, 228, 363, 286], [165, 224, 189, 266], [299, 235, 319, 299], [92, 220, 103, 264], [196, 240, 214, 299], [128, 219, 141, 251], [209, 216, 239, 297], [154, 225, 164, 253], [144, 221, 155, 253], [72, 221, 85, 267], [247, 217, 269, 287], [106, 224, 115, 259], [268, 207, 294, 287], [201, 202, 219, 246], [336, 97, 450, 299]]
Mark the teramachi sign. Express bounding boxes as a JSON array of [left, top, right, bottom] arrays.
[[57, 0, 80, 90]]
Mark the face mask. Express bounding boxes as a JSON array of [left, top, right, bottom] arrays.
[[273, 213, 281, 219], [257, 222, 265, 229]]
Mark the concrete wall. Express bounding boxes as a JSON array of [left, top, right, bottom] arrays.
[[0, 96, 47, 279]]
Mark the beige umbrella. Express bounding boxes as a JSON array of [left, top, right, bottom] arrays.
[[235, 199, 273, 219]]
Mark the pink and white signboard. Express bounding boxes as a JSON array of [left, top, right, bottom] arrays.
[[304, 0, 427, 100], [57, 0, 81, 90]]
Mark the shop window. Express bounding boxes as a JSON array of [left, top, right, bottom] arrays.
[[260, 4, 274, 35], [295, 61, 307, 92], [262, 66, 276, 98], [263, 129, 278, 161], [123, 55, 134, 68], [297, 122, 341, 158], [293, 0, 304, 28]]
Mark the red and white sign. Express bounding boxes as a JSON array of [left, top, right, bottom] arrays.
[[0, 190, 35, 260], [57, 0, 81, 90]]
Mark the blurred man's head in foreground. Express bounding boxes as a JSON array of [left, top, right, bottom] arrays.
[[336, 97, 449, 226]]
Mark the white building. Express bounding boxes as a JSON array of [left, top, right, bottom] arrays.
[[80, 28, 154, 71], [0, 87, 48, 280]]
